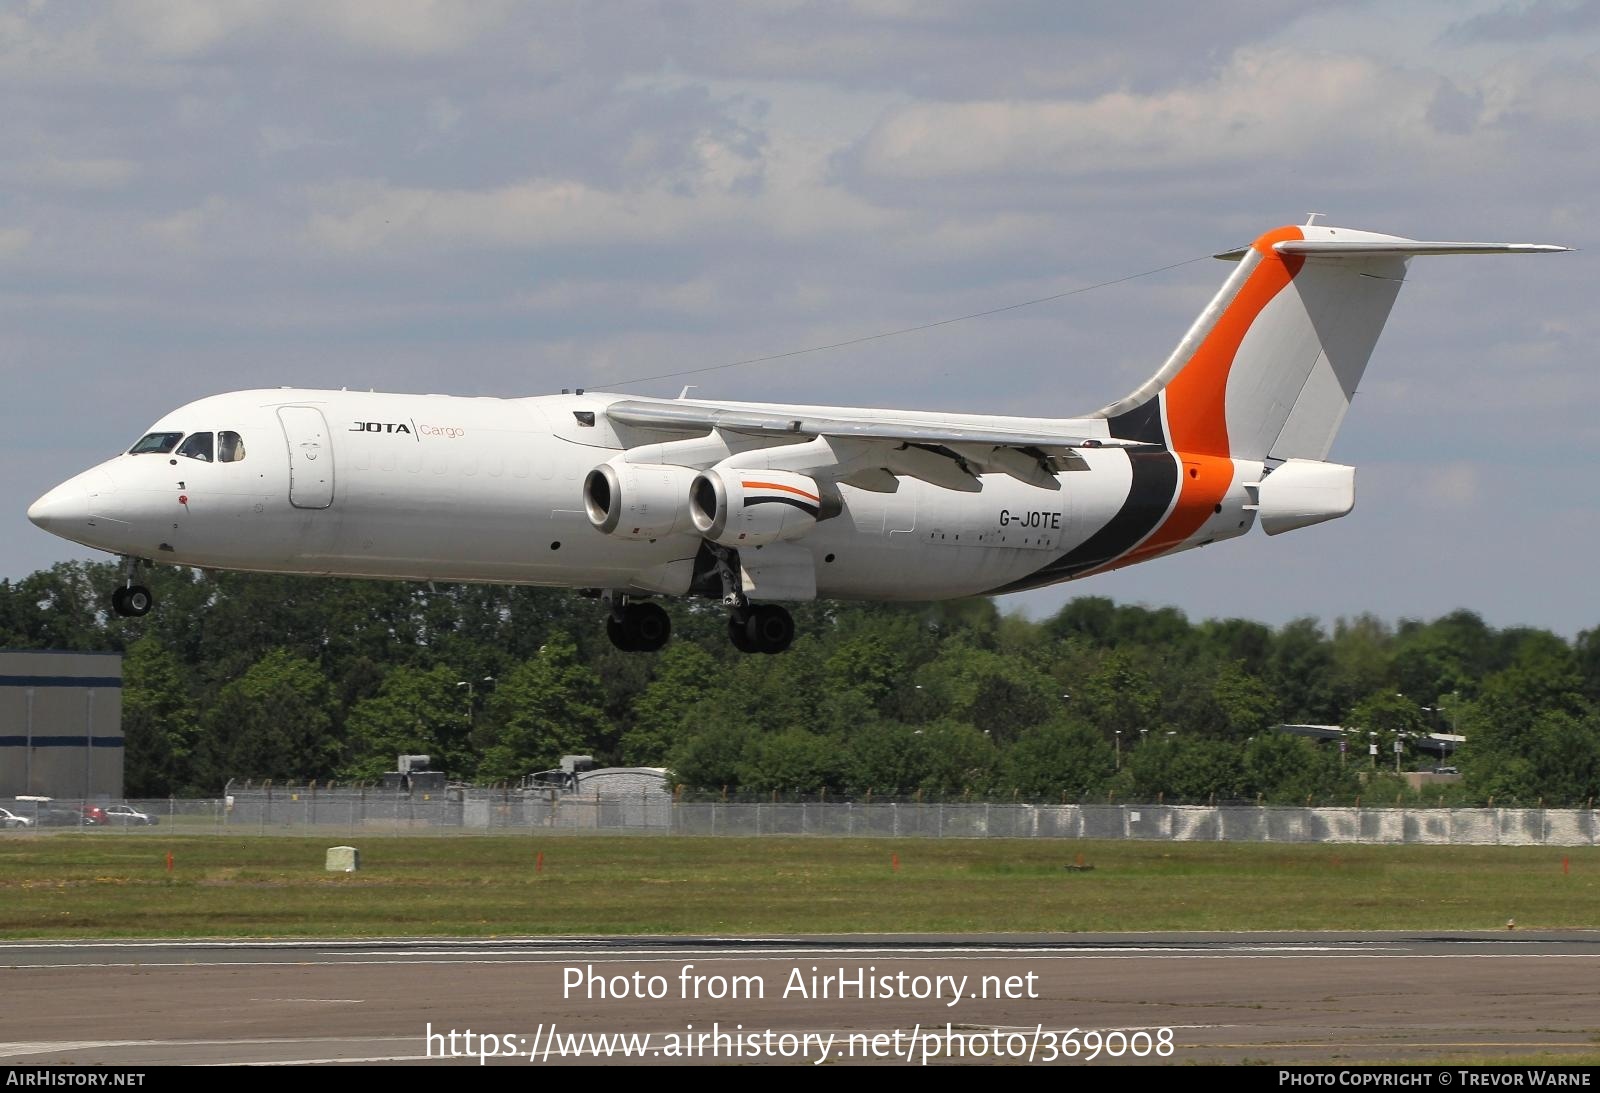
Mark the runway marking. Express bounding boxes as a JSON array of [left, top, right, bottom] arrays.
[[0, 1036, 413, 1057], [8, 953, 1600, 971], [1, 935, 1581, 950], [347, 944, 1386, 956], [247, 998, 365, 1004], [226, 1056, 437, 1066]]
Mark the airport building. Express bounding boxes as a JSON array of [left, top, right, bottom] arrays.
[[0, 650, 124, 801]]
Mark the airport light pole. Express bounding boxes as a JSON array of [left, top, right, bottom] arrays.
[[456, 676, 495, 737]]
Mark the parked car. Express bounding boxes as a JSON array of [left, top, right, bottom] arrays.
[[0, 807, 32, 828], [104, 805, 158, 826], [41, 806, 106, 826], [40, 808, 84, 826]]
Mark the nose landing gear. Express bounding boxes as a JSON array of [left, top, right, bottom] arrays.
[[111, 586, 154, 618], [109, 557, 155, 618]]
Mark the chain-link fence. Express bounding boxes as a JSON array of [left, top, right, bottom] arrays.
[[7, 791, 1599, 845]]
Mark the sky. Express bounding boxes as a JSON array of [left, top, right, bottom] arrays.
[[2, 0, 1594, 636]]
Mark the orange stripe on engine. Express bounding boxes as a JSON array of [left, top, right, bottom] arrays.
[[741, 480, 821, 502]]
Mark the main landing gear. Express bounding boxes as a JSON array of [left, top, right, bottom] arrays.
[[109, 557, 155, 619], [596, 594, 794, 655], [705, 542, 794, 654], [604, 597, 672, 653], [729, 603, 795, 655], [599, 547, 795, 655]]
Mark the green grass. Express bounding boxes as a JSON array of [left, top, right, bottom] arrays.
[[1, 835, 1596, 939]]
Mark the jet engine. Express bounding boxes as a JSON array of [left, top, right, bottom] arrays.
[[583, 461, 697, 540], [689, 469, 825, 547]]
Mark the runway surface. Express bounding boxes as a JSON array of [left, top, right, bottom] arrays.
[[3, 932, 1598, 1065]]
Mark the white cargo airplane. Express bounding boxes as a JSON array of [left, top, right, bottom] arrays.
[[28, 222, 1566, 654]]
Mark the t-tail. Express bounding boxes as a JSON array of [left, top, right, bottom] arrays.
[[1091, 222, 1567, 543]]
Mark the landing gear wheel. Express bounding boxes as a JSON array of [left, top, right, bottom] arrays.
[[748, 604, 794, 654], [606, 602, 672, 652], [622, 602, 671, 653], [123, 585, 154, 617], [606, 615, 633, 652], [111, 585, 154, 618], [728, 613, 758, 654]]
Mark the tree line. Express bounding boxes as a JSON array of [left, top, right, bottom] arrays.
[[5, 559, 1599, 806]]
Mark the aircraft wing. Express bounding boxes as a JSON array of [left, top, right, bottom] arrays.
[[604, 398, 1159, 492]]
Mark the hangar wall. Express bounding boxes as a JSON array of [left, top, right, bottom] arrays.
[[0, 650, 124, 801]]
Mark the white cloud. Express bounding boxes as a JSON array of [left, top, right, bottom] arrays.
[[0, 227, 31, 258], [303, 179, 695, 253], [301, 126, 898, 255], [1419, 462, 1482, 509], [14, 155, 140, 190], [140, 196, 231, 250], [113, 0, 513, 59], [290, 0, 513, 57], [856, 48, 1496, 180], [257, 124, 336, 157], [424, 96, 461, 134]]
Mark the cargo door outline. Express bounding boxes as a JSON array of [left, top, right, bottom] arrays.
[[278, 406, 335, 509]]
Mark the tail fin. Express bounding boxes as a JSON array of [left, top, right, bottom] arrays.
[[1094, 224, 1568, 462]]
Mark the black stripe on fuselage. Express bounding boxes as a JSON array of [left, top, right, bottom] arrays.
[[986, 450, 1180, 595], [1106, 395, 1166, 446]]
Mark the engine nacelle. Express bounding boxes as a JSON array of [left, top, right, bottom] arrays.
[[583, 461, 697, 540], [690, 469, 822, 547]]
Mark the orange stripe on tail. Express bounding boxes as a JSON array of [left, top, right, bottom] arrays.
[[1164, 226, 1304, 459], [1087, 227, 1304, 575]]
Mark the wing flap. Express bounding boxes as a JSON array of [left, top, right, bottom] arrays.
[[605, 399, 1151, 452]]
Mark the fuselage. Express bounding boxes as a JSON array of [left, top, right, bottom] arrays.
[[26, 387, 1263, 601]]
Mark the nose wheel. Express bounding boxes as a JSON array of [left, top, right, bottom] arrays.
[[729, 604, 794, 655], [111, 585, 154, 618], [605, 600, 672, 652], [109, 557, 154, 618]]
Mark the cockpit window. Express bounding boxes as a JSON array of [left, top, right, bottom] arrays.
[[128, 432, 183, 455], [177, 432, 214, 462], [218, 431, 246, 463]]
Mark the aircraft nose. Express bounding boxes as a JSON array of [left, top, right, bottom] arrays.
[[27, 470, 115, 534], [28, 481, 89, 533], [28, 478, 94, 533]]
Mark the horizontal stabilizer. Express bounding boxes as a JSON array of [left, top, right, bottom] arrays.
[[1275, 240, 1570, 257]]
